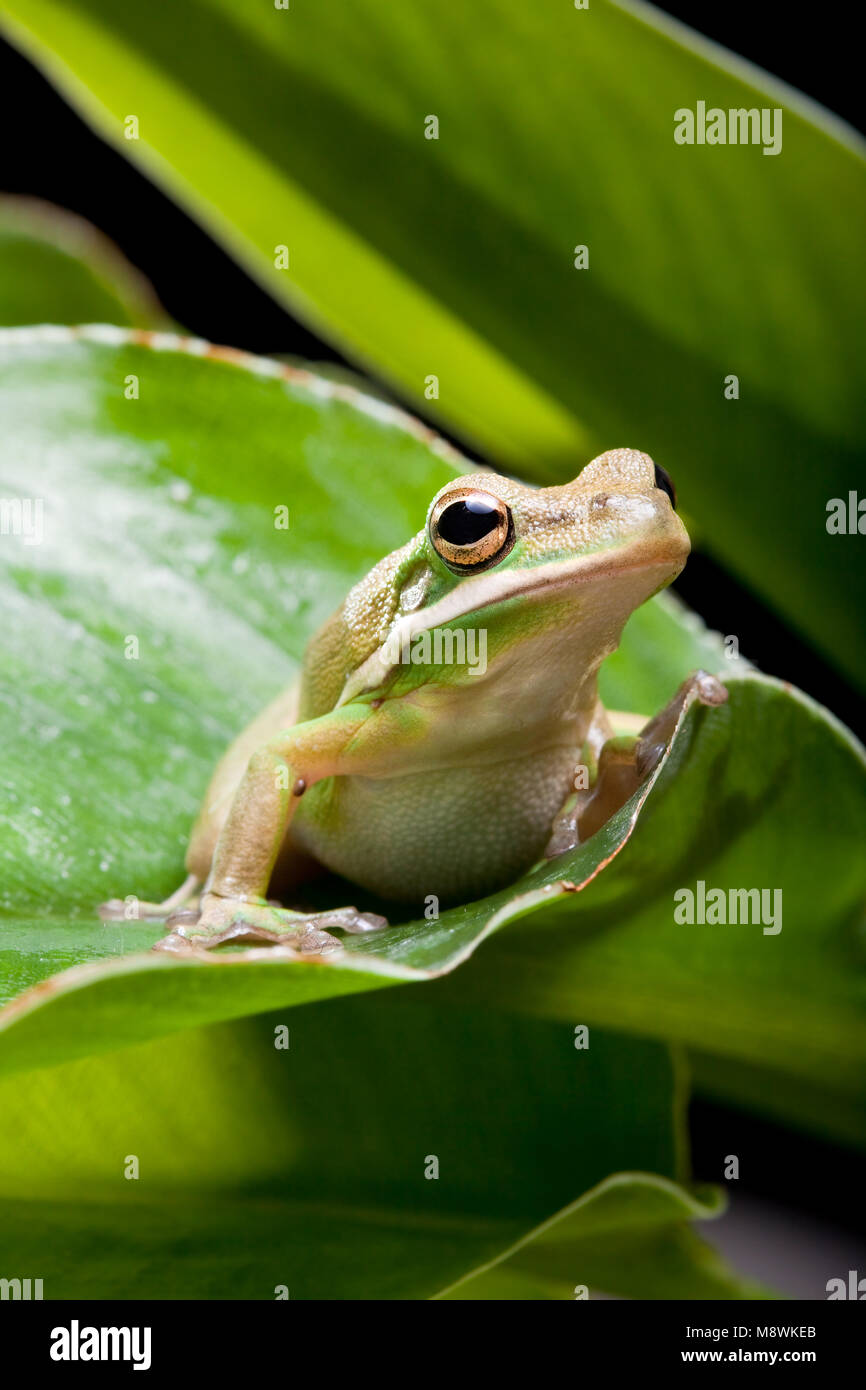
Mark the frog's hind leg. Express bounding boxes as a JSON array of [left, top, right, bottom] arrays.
[[544, 671, 727, 855], [99, 872, 202, 922]]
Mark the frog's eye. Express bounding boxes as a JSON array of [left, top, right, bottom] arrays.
[[429, 488, 514, 572], [653, 463, 677, 509]]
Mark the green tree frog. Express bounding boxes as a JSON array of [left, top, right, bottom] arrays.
[[102, 448, 725, 954]]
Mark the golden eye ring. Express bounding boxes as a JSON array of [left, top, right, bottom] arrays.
[[428, 488, 514, 573]]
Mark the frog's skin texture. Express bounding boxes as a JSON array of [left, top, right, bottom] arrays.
[[101, 449, 726, 954]]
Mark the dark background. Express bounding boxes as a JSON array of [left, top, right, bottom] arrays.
[[0, 3, 862, 1244]]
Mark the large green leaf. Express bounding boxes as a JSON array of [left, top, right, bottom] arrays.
[[0, 997, 760, 1299], [0, 195, 165, 327], [3, 0, 864, 684], [0, 330, 863, 1151]]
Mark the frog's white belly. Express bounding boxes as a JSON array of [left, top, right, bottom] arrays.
[[291, 746, 577, 904]]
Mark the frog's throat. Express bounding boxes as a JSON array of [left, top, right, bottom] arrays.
[[337, 535, 686, 707]]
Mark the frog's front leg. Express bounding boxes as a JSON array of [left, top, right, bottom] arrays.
[[545, 671, 727, 856], [154, 703, 387, 955]]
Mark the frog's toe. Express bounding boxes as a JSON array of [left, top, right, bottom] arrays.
[[100, 874, 202, 923], [100, 896, 201, 923], [152, 929, 202, 955], [318, 907, 389, 935], [298, 926, 345, 954], [98, 897, 128, 922], [165, 906, 202, 929]]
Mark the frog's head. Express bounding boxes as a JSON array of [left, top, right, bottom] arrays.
[[337, 449, 689, 723]]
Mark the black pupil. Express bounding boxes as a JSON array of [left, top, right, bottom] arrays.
[[653, 464, 676, 509], [438, 498, 501, 546]]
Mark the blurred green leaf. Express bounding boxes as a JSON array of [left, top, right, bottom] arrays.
[[439, 1175, 771, 1301], [0, 997, 761, 1299], [3, 0, 864, 684], [0, 195, 166, 326]]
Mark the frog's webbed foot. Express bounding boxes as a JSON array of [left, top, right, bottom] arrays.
[[152, 893, 389, 955], [99, 873, 201, 923], [545, 670, 727, 856]]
